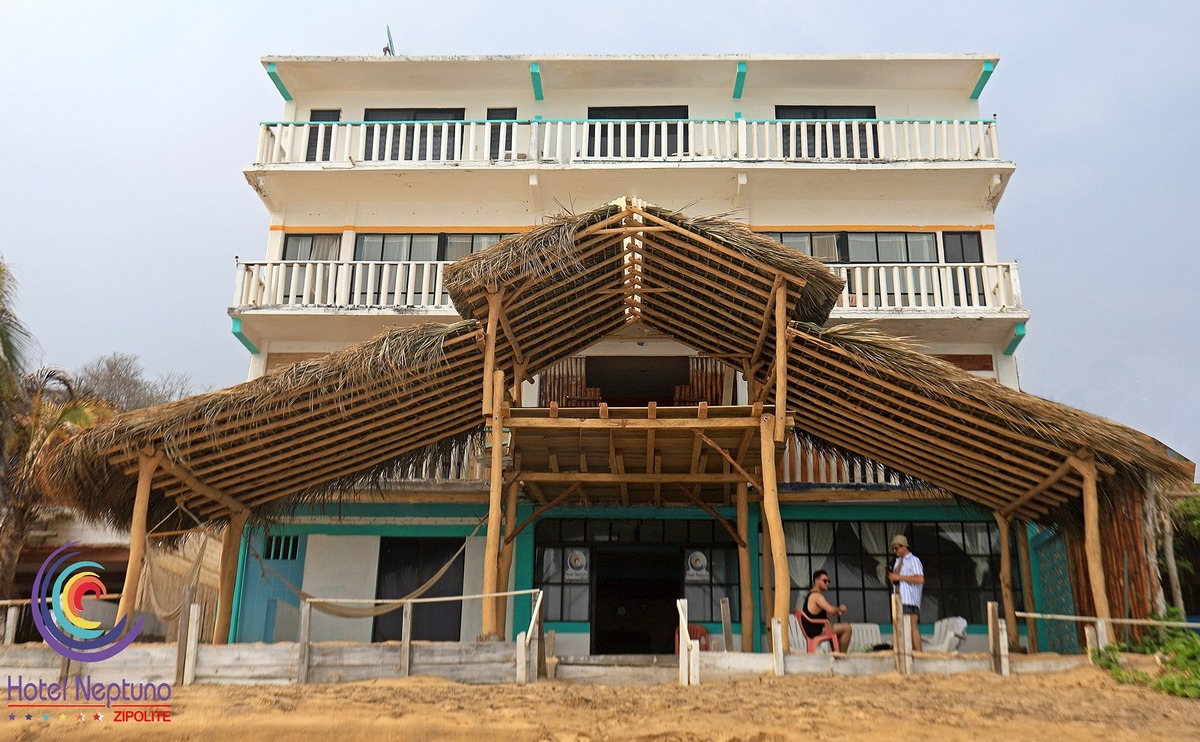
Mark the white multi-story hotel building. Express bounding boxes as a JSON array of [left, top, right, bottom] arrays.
[[228, 54, 1035, 654]]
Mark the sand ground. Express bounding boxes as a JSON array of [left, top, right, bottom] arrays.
[[10, 664, 1200, 741]]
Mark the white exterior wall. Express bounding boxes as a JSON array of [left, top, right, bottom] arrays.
[[300, 534, 381, 642]]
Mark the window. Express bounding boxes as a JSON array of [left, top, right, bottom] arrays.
[[305, 110, 341, 162], [758, 231, 935, 263], [776, 105, 877, 158], [280, 234, 340, 303], [487, 107, 517, 160], [363, 108, 466, 161], [943, 232, 986, 306], [587, 105, 689, 157], [783, 519, 1017, 625], [352, 233, 506, 304], [264, 535, 299, 561], [533, 518, 740, 624]]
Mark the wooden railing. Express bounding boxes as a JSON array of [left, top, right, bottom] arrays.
[[829, 262, 1022, 312], [782, 432, 901, 487], [255, 118, 1001, 166], [234, 260, 454, 311]]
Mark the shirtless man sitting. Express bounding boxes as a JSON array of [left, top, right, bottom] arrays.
[[799, 569, 852, 652]]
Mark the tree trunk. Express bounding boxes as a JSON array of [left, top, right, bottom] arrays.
[[0, 505, 33, 600]]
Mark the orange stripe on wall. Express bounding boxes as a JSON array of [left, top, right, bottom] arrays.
[[268, 225, 532, 233], [750, 225, 996, 232]]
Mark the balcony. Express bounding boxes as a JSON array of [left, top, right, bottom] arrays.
[[231, 258, 1025, 349], [256, 117, 1002, 167]]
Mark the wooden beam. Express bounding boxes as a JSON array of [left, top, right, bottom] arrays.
[[1071, 454, 1111, 637], [496, 301, 526, 368], [160, 457, 249, 518], [774, 280, 788, 441], [1016, 520, 1038, 653], [736, 482, 754, 652], [212, 509, 248, 645], [116, 451, 163, 624], [480, 369, 506, 639], [674, 484, 746, 548], [748, 274, 786, 372], [760, 414, 791, 651], [1001, 450, 1088, 517], [993, 512, 1019, 648], [504, 417, 763, 430], [495, 479, 521, 636], [518, 472, 757, 484], [482, 291, 502, 416], [693, 429, 762, 491], [504, 482, 583, 545]]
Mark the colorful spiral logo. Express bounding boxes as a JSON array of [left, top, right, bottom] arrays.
[[32, 542, 143, 662]]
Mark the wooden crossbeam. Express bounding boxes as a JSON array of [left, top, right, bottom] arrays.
[[504, 482, 583, 545], [693, 429, 762, 491], [1001, 448, 1091, 517], [674, 484, 746, 548]]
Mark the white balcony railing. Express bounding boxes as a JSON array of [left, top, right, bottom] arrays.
[[255, 118, 1001, 166], [233, 260, 1023, 314], [234, 260, 455, 311], [828, 262, 1023, 312]]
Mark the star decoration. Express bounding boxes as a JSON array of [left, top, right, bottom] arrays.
[[59, 714, 66, 721], [42, 713, 49, 721], [93, 713, 102, 721], [24, 714, 32, 721], [77, 713, 85, 722], [7, 713, 14, 721]]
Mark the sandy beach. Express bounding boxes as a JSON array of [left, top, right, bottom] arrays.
[[14, 665, 1199, 741]]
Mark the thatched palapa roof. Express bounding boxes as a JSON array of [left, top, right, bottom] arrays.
[[40, 199, 1193, 533]]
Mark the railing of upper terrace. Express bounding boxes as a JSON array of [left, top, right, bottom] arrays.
[[233, 260, 1023, 314], [255, 118, 1001, 166]]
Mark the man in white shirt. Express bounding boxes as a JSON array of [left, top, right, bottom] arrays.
[[888, 534, 924, 651]]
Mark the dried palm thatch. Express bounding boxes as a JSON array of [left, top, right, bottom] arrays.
[[37, 198, 1192, 535], [782, 322, 1193, 525]]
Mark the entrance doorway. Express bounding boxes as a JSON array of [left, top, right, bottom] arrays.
[[590, 546, 680, 654]]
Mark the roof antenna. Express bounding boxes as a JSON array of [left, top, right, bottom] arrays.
[[383, 25, 396, 56]]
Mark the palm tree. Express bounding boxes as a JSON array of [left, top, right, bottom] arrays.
[[0, 369, 114, 599], [0, 260, 113, 599]]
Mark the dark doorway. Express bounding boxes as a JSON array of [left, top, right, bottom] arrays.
[[373, 538, 465, 642], [591, 546, 680, 654], [585, 356, 689, 407]]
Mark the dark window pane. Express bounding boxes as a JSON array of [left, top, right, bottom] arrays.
[[305, 109, 341, 162]]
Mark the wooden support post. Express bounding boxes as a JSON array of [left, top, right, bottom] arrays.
[[760, 503, 774, 649], [773, 282, 788, 442], [1162, 498, 1186, 614], [175, 582, 196, 685], [759, 414, 790, 651], [1072, 456, 1111, 640], [720, 597, 733, 652], [993, 512, 1019, 648], [482, 291, 501, 416], [481, 369, 506, 638], [297, 600, 312, 684], [183, 602, 200, 685], [400, 602, 413, 677], [495, 479, 520, 636], [893, 593, 912, 675], [116, 451, 162, 625], [736, 482, 754, 653], [1015, 520, 1038, 653], [213, 509, 249, 645]]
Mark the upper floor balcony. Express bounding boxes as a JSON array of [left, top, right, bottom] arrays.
[[230, 258, 1026, 350], [256, 117, 1001, 168]]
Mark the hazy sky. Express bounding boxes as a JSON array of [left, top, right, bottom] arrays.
[[1, 1, 1196, 477]]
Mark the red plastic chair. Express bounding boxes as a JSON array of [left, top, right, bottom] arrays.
[[794, 609, 840, 653], [673, 624, 710, 654]]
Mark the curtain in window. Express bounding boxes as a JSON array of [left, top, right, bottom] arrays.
[[784, 521, 833, 591], [852, 522, 891, 588], [938, 523, 992, 586]]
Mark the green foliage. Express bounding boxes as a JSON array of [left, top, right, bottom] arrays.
[[1174, 491, 1200, 542], [1093, 609, 1200, 699]]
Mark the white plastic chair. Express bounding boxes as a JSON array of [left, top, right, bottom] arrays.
[[923, 616, 968, 652]]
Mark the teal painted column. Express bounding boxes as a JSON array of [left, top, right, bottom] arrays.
[[509, 503, 535, 640], [747, 507, 762, 652], [227, 526, 250, 643]]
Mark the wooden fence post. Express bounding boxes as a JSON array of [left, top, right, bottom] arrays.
[[175, 583, 196, 685], [184, 602, 201, 686], [400, 602, 413, 678], [720, 597, 733, 652], [771, 617, 784, 677], [297, 600, 312, 684]]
